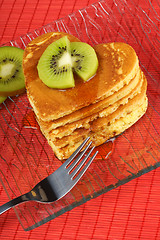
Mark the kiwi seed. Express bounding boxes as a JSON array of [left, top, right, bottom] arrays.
[[0, 46, 25, 96], [70, 41, 98, 81], [37, 36, 98, 89]]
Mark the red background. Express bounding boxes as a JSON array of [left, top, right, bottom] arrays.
[[0, 0, 160, 239]]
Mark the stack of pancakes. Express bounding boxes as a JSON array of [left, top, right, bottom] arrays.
[[23, 32, 148, 160]]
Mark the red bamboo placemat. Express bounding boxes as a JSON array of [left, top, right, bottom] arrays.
[[1, 168, 160, 239], [0, 0, 160, 239]]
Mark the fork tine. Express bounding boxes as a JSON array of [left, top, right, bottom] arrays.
[[72, 150, 98, 182], [70, 146, 96, 179], [67, 141, 92, 173], [63, 137, 90, 168]]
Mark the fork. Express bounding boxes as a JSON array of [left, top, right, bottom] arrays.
[[0, 137, 98, 215]]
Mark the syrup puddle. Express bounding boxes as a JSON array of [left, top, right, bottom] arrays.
[[22, 110, 40, 130]]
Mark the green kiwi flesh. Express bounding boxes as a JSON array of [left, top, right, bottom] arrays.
[[0, 46, 25, 96], [37, 36, 99, 89], [37, 36, 75, 89], [0, 95, 7, 104], [71, 42, 98, 81]]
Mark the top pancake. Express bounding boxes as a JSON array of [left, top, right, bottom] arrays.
[[37, 68, 141, 132], [23, 32, 139, 121]]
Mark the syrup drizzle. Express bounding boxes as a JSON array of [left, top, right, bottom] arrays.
[[95, 138, 115, 160], [22, 110, 40, 130]]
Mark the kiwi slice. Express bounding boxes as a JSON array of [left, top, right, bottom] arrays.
[[0, 95, 7, 104], [37, 36, 98, 89], [0, 46, 25, 96], [70, 42, 98, 81], [37, 36, 75, 89]]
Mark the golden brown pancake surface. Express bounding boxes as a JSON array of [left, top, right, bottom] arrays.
[[39, 70, 144, 140], [44, 73, 147, 149], [23, 32, 148, 160], [23, 33, 139, 121], [49, 97, 148, 160]]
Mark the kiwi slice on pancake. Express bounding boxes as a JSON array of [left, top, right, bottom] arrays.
[[37, 36, 98, 89], [70, 42, 98, 81], [0, 46, 25, 96], [37, 36, 75, 89]]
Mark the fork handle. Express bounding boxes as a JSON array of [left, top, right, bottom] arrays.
[[0, 193, 30, 215]]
